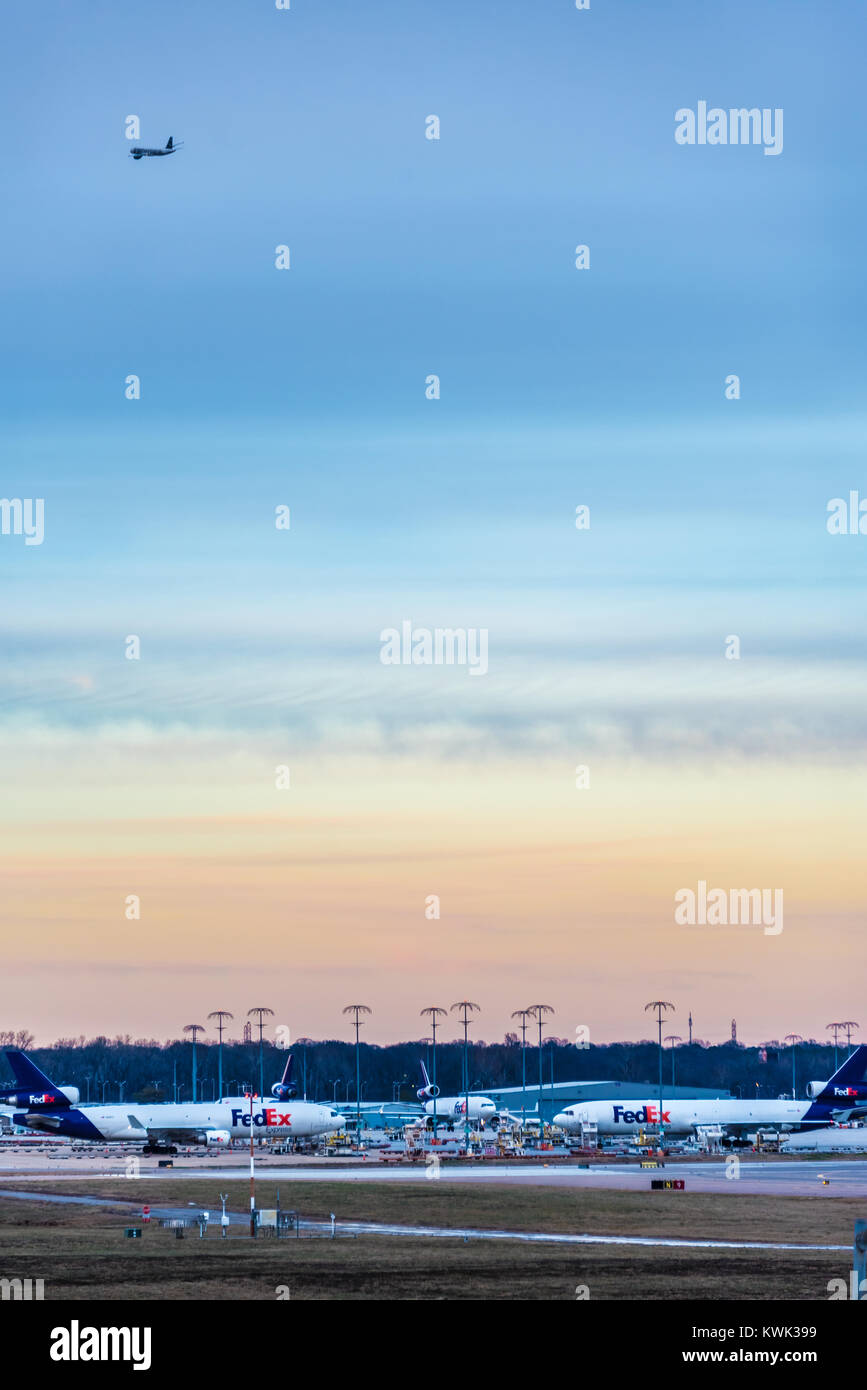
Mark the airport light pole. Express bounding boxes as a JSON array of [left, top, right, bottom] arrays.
[[827, 1023, 844, 1072], [421, 1007, 446, 1141], [784, 1034, 803, 1099], [183, 1024, 205, 1103], [297, 1038, 310, 1099], [208, 1010, 233, 1102], [645, 1002, 675, 1148], [512, 1009, 531, 1127], [528, 1005, 554, 1146], [451, 1002, 480, 1152], [665, 1036, 682, 1088], [248, 1091, 257, 1238], [343, 1005, 371, 1149], [247, 1007, 274, 1100], [841, 1021, 860, 1057]]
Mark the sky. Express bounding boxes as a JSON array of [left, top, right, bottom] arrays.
[[1, 0, 865, 1050]]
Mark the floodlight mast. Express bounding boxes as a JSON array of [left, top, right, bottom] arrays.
[[645, 1002, 675, 1147], [343, 1004, 372, 1148], [421, 1007, 446, 1139], [451, 1002, 480, 1152]]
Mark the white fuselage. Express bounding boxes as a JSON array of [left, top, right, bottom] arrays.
[[67, 1098, 344, 1143], [553, 1098, 824, 1137], [423, 1096, 497, 1122]]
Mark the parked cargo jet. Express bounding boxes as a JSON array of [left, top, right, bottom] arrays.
[[553, 1047, 867, 1139], [0, 1050, 343, 1153], [417, 1061, 496, 1124], [129, 136, 182, 159]]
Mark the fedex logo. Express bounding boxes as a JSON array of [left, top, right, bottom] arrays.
[[612, 1105, 670, 1125], [230, 1108, 292, 1128], [29, 1094, 58, 1105], [834, 1087, 863, 1098]]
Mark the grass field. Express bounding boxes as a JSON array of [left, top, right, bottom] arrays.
[[0, 1181, 855, 1300], [7, 1175, 861, 1242]]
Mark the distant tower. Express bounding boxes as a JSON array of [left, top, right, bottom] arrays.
[[243, 1021, 252, 1044], [731, 1018, 737, 1043], [688, 1012, 693, 1045]]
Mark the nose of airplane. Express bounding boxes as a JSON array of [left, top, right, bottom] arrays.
[[553, 1112, 568, 1127], [330, 1112, 346, 1127]]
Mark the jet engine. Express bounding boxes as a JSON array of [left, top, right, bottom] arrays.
[[807, 1080, 867, 1101], [417, 1081, 440, 1100], [205, 1130, 231, 1147], [0, 1084, 79, 1107]]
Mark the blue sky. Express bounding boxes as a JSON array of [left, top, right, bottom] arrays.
[[2, 0, 863, 426], [2, 0, 866, 733]]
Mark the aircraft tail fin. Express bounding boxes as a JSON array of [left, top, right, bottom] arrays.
[[815, 1044, 867, 1100], [1, 1050, 71, 1107], [166, 136, 173, 150], [417, 1059, 440, 1100], [270, 1051, 297, 1099]]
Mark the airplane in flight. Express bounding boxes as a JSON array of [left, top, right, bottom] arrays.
[[0, 1050, 343, 1153], [553, 1047, 867, 1140], [129, 136, 183, 160], [417, 1061, 497, 1125]]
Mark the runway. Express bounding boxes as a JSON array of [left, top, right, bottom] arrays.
[[2, 1156, 866, 1197], [151, 1159, 865, 1197]]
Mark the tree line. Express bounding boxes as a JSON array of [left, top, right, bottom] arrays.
[[0, 1033, 849, 1106]]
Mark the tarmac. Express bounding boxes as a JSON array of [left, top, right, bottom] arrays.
[[0, 1150, 865, 1197]]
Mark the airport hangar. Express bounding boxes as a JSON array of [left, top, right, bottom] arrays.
[[358, 1080, 728, 1130]]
